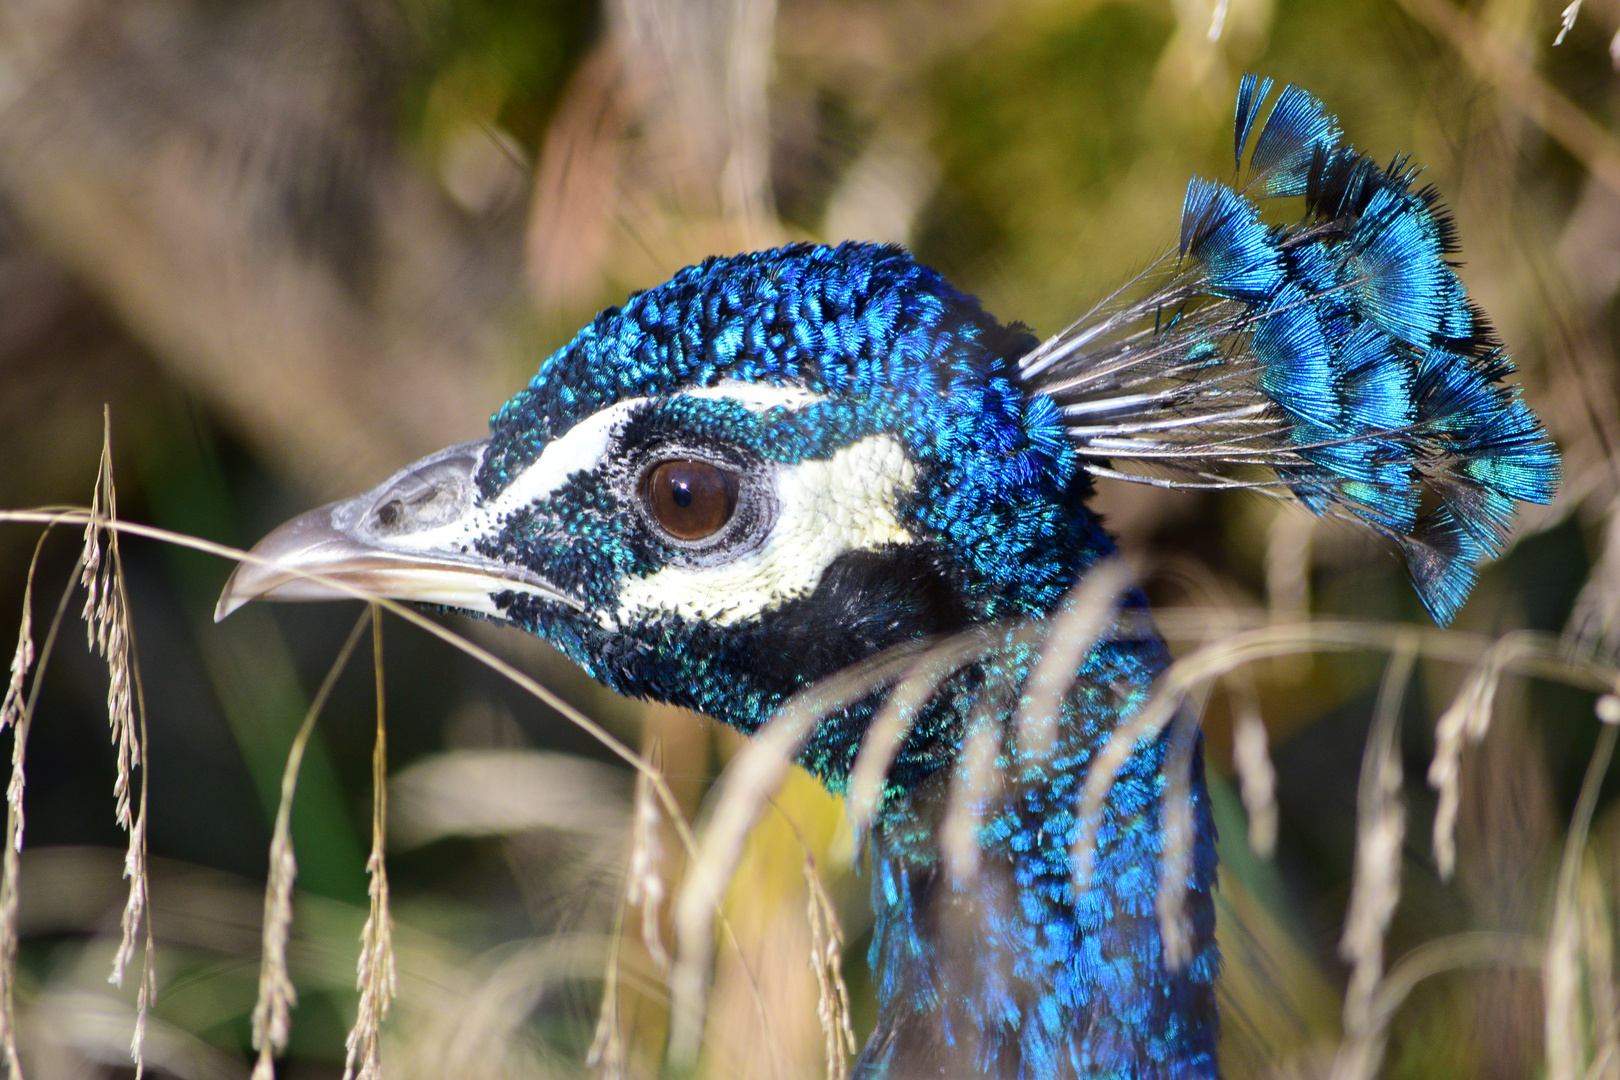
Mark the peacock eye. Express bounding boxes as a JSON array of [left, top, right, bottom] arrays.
[[640, 459, 739, 541]]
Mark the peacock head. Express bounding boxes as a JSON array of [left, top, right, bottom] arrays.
[[219, 78, 1564, 794], [218, 243, 1108, 769]]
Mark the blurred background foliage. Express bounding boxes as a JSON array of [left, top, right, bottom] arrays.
[[1, 0, 1618, 1076]]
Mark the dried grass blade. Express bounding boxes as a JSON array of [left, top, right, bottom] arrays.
[[625, 760, 669, 974], [847, 629, 1007, 830], [1579, 864, 1618, 1080], [1331, 632, 1417, 1080], [0, 532, 80, 1079], [80, 415, 139, 835], [1427, 632, 1533, 880], [1155, 686, 1209, 971], [802, 851, 854, 1080], [78, 412, 156, 1074], [252, 608, 373, 1080], [1227, 672, 1277, 857], [1014, 557, 1131, 758], [1264, 510, 1314, 624], [1544, 708, 1618, 1080], [343, 606, 396, 1080], [585, 903, 628, 1080], [120, 662, 155, 1080], [1070, 686, 1183, 893], [1366, 931, 1542, 1034], [941, 695, 1005, 885]]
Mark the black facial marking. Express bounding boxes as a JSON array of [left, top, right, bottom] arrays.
[[496, 542, 973, 788], [741, 544, 972, 685]]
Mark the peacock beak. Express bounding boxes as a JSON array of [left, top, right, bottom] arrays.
[[215, 438, 581, 622]]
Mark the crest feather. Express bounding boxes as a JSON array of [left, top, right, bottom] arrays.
[[1017, 75, 1560, 624]]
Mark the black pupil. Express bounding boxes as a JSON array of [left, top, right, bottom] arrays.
[[644, 460, 737, 541]]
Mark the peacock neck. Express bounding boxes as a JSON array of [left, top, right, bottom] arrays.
[[854, 627, 1220, 1080]]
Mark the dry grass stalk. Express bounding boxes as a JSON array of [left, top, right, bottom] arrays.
[[79, 415, 155, 1075], [0, 534, 53, 1080], [667, 632, 959, 1065], [0, 531, 97, 1079], [1427, 633, 1533, 880], [941, 697, 1004, 884], [252, 609, 374, 1080], [399, 933, 605, 1080], [585, 919, 627, 1080], [1013, 557, 1130, 759], [1070, 684, 1184, 892], [666, 685, 834, 1067], [343, 608, 397, 1080], [1335, 930, 1545, 1079], [1331, 634, 1417, 1080], [1072, 617, 1620, 896], [1556, 0, 1583, 46], [1579, 864, 1619, 1080], [625, 762, 669, 974], [1391, 0, 1620, 199], [1570, 501, 1620, 660], [1264, 510, 1314, 625], [1544, 712, 1618, 1080], [801, 851, 855, 1080], [1226, 674, 1277, 857], [846, 631, 1005, 830], [1068, 617, 1297, 894], [0, 510, 735, 1075], [1154, 689, 1209, 972]]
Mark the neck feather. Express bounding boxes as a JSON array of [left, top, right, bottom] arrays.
[[854, 629, 1219, 1080]]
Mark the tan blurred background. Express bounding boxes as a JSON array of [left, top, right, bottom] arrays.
[[1, 0, 1618, 1076]]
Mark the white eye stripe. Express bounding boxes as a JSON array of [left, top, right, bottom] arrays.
[[482, 398, 646, 520], [483, 381, 827, 518], [609, 433, 916, 628], [683, 380, 829, 412]]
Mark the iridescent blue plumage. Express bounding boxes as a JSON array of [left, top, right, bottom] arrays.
[[1024, 74, 1559, 623], [478, 241, 1219, 1078], [225, 76, 1559, 1080]]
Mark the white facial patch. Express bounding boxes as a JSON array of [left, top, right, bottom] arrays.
[[611, 433, 917, 628], [481, 398, 647, 522], [478, 382, 825, 525], [684, 380, 828, 412]]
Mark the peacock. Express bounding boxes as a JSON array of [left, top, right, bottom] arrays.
[[217, 76, 1559, 1079]]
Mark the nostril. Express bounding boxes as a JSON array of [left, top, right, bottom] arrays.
[[375, 499, 404, 529]]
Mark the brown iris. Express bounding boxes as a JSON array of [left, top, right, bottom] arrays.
[[641, 460, 739, 541]]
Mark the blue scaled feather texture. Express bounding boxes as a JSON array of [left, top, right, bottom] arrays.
[[224, 76, 1559, 1080], [860, 628, 1218, 1080]]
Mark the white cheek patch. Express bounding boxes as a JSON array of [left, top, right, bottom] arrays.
[[611, 434, 917, 628]]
